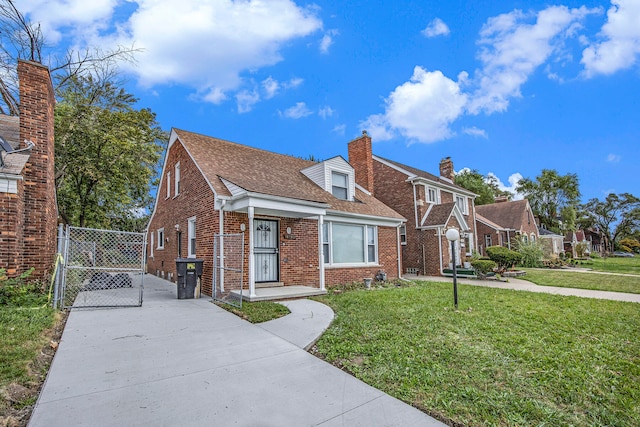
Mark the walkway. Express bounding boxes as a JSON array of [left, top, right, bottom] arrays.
[[29, 275, 443, 426], [406, 274, 640, 303]]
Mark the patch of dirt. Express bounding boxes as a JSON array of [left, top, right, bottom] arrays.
[[0, 310, 68, 427]]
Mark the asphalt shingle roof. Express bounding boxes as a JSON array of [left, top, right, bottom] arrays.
[[175, 129, 404, 220], [475, 200, 530, 230]]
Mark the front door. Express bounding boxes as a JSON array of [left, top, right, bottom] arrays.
[[254, 219, 279, 282]]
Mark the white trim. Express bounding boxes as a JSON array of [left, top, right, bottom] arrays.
[[187, 216, 196, 258], [174, 161, 180, 197], [150, 231, 154, 258], [397, 225, 402, 278], [318, 215, 325, 290], [322, 221, 379, 267], [166, 171, 171, 199], [157, 228, 165, 250], [248, 206, 255, 298], [0, 176, 20, 194]]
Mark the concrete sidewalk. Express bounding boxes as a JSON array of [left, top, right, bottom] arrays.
[[407, 274, 640, 303], [29, 275, 443, 427]]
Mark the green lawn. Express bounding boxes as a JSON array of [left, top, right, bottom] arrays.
[[314, 282, 640, 427], [215, 300, 290, 323], [575, 256, 640, 275], [521, 268, 640, 294]]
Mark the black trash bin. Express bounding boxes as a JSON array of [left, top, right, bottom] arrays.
[[175, 258, 204, 299]]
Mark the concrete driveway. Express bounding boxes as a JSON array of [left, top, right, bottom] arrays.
[[29, 275, 443, 426]]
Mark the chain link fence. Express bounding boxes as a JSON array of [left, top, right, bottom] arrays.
[[59, 226, 145, 309], [212, 233, 245, 308]]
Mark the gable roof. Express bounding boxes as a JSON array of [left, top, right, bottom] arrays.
[[475, 199, 532, 231], [173, 129, 404, 221], [373, 155, 476, 196]]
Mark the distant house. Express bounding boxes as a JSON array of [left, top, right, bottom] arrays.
[[538, 228, 564, 258], [564, 229, 607, 257], [146, 129, 405, 300], [348, 131, 478, 276], [0, 60, 58, 279], [475, 199, 539, 256]]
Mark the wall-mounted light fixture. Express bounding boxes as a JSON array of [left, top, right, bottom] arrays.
[[240, 223, 246, 232]]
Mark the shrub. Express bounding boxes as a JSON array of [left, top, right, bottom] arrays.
[[486, 246, 522, 273], [471, 259, 496, 279], [0, 268, 46, 306], [575, 242, 589, 258], [514, 237, 545, 268]]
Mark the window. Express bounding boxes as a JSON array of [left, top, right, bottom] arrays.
[[522, 234, 528, 243], [530, 233, 536, 243], [456, 195, 467, 214], [331, 171, 348, 200], [322, 222, 377, 265], [427, 187, 438, 203], [166, 172, 171, 198], [177, 231, 182, 257], [157, 228, 165, 249], [485, 234, 492, 248], [399, 225, 407, 245], [188, 217, 196, 258], [174, 162, 181, 197], [150, 232, 154, 258]]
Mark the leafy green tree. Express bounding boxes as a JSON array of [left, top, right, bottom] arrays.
[[54, 75, 166, 231], [582, 193, 640, 252], [618, 238, 639, 254], [455, 169, 512, 205], [516, 169, 580, 233]]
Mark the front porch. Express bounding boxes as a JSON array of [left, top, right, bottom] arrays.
[[230, 284, 327, 302]]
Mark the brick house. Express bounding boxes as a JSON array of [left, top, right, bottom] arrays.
[[538, 228, 564, 258], [147, 129, 405, 300], [0, 60, 57, 280], [348, 131, 478, 276], [475, 198, 539, 256]]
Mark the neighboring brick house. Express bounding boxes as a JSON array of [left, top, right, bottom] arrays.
[[475, 199, 539, 256], [538, 228, 565, 258], [0, 60, 57, 280], [147, 129, 405, 300], [564, 229, 607, 257], [348, 131, 478, 276]]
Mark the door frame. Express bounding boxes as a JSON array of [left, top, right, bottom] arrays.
[[253, 218, 280, 283]]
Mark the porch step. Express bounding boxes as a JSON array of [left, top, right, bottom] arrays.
[[230, 285, 327, 302], [255, 282, 284, 289]]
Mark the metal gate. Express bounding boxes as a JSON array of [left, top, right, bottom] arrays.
[[212, 233, 245, 308], [58, 226, 146, 309]]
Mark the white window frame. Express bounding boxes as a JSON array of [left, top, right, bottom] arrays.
[[485, 234, 492, 248], [331, 171, 349, 200], [322, 222, 378, 266], [187, 217, 196, 258], [166, 172, 171, 199], [157, 228, 165, 250], [456, 195, 468, 214], [427, 186, 440, 204], [150, 232, 154, 258], [399, 225, 407, 245], [174, 162, 181, 197]]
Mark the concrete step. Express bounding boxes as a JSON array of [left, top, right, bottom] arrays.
[[255, 282, 284, 289]]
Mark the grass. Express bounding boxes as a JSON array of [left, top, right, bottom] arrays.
[[313, 281, 640, 427], [215, 300, 290, 323], [0, 291, 60, 423], [521, 268, 640, 294], [586, 256, 640, 275]]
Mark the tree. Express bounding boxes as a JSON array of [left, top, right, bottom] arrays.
[[0, 0, 137, 115], [455, 169, 512, 205], [516, 169, 580, 233], [582, 193, 640, 252], [54, 75, 166, 231]]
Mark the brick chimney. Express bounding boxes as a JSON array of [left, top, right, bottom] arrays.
[[347, 130, 374, 193], [18, 60, 57, 280], [495, 195, 509, 203], [439, 157, 454, 182]]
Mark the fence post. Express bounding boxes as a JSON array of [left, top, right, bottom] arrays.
[[53, 224, 65, 308]]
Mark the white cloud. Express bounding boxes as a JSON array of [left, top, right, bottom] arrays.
[[462, 127, 488, 138], [280, 102, 313, 119], [236, 90, 260, 113], [582, 0, 640, 76], [422, 18, 450, 38], [361, 66, 467, 143], [607, 153, 622, 162], [468, 5, 595, 114], [487, 172, 524, 199], [284, 77, 304, 89], [320, 29, 339, 54], [318, 106, 334, 119], [332, 124, 346, 135], [262, 77, 280, 99], [33, 0, 322, 102]]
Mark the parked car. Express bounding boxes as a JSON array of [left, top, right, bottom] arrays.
[[612, 251, 635, 257]]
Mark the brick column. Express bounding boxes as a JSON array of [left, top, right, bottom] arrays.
[[347, 130, 374, 194], [18, 60, 57, 280]]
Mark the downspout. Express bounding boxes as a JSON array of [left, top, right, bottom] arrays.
[[412, 183, 419, 228], [507, 230, 511, 249], [248, 206, 256, 298], [438, 227, 444, 275], [219, 199, 225, 292], [397, 224, 402, 279], [318, 215, 325, 290]]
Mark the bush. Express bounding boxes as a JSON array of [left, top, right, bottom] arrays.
[[486, 246, 522, 273], [471, 259, 497, 279], [0, 268, 46, 306], [514, 238, 545, 268]]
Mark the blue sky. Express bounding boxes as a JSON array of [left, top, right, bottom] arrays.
[[23, 0, 640, 202]]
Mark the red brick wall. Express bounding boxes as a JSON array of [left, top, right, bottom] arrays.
[[0, 184, 24, 275], [5, 60, 58, 280], [347, 131, 374, 193], [147, 139, 217, 293]]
